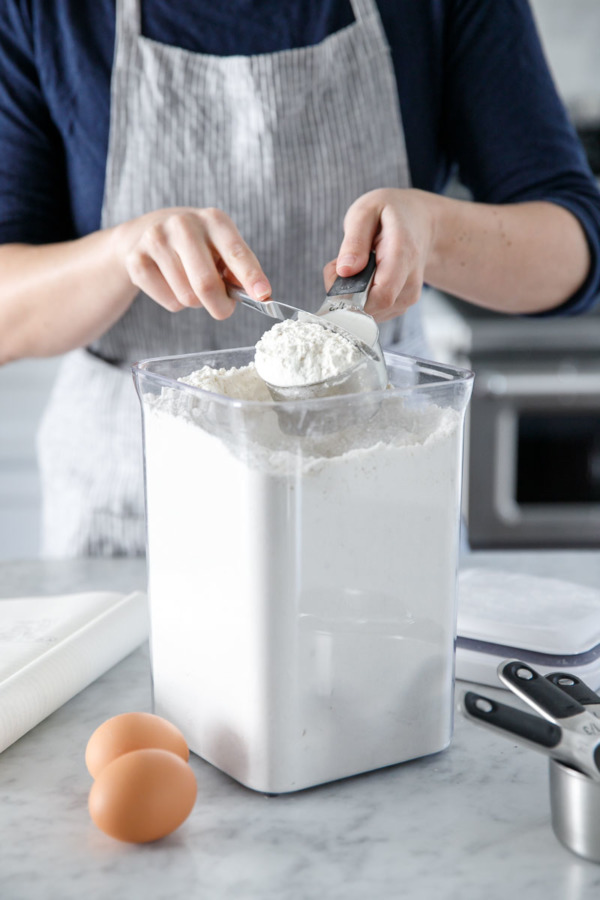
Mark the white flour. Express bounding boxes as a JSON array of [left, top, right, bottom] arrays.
[[143, 360, 464, 793], [180, 363, 271, 402], [254, 319, 362, 386]]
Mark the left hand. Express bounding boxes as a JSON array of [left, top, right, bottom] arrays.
[[324, 188, 438, 322]]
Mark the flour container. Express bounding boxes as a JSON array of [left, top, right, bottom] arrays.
[[133, 348, 473, 793]]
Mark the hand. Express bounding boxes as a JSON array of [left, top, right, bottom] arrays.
[[323, 189, 438, 322], [114, 207, 271, 320]]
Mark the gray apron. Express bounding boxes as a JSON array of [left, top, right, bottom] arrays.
[[38, 0, 427, 557]]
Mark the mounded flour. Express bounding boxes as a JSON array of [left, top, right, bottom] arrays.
[[254, 319, 363, 386], [143, 346, 464, 793]]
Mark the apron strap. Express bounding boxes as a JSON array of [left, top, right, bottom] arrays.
[[115, 0, 142, 41], [349, 0, 379, 21]]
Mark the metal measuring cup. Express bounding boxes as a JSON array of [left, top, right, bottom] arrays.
[[462, 661, 600, 863], [225, 253, 388, 401]]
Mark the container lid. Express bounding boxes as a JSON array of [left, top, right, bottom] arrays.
[[457, 568, 600, 656]]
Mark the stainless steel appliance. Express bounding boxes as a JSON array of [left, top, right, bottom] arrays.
[[466, 315, 600, 548]]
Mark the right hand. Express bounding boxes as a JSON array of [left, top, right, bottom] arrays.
[[114, 207, 271, 320]]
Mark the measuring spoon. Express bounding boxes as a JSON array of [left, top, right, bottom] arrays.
[[498, 660, 600, 780], [545, 672, 600, 719], [461, 691, 598, 779]]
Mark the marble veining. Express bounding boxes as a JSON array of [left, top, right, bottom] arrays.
[[2, 553, 600, 899]]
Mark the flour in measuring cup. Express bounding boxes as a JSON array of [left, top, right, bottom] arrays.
[[254, 319, 363, 387]]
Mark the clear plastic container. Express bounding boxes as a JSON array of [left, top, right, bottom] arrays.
[[133, 348, 473, 793]]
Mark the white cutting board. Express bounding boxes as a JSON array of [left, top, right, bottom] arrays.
[[456, 568, 600, 688]]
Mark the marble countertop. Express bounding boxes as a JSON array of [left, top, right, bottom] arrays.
[[2, 551, 600, 900]]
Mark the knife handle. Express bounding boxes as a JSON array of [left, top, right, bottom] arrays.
[[499, 660, 586, 721], [463, 691, 562, 747], [545, 672, 600, 707]]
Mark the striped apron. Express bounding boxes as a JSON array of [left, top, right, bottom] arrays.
[[38, 0, 426, 557]]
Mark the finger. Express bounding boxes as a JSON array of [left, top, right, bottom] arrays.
[[367, 243, 423, 321], [322, 259, 338, 292], [219, 264, 242, 287], [204, 211, 271, 302], [176, 240, 236, 321], [370, 272, 423, 323], [365, 265, 409, 318], [125, 250, 185, 313], [365, 219, 416, 316], [164, 215, 236, 320], [337, 200, 381, 276], [144, 231, 204, 309]]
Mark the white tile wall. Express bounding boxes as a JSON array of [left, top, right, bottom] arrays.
[[0, 357, 61, 560]]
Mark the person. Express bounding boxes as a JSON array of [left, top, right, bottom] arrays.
[[0, 0, 599, 557]]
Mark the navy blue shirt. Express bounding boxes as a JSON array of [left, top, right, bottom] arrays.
[[1, 0, 600, 313]]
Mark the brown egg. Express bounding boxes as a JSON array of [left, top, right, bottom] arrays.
[[88, 748, 197, 843], [85, 712, 189, 778]]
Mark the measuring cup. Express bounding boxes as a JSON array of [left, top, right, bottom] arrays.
[[225, 253, 388, 399], [550, 758, 600, 863], [462, 663, 600, 862]]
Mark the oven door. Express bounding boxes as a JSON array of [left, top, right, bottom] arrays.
[[468, 365, 600, 548]]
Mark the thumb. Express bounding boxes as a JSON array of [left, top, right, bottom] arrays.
[[322, 259, 338, 292], [336, 198, 381, 276]]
